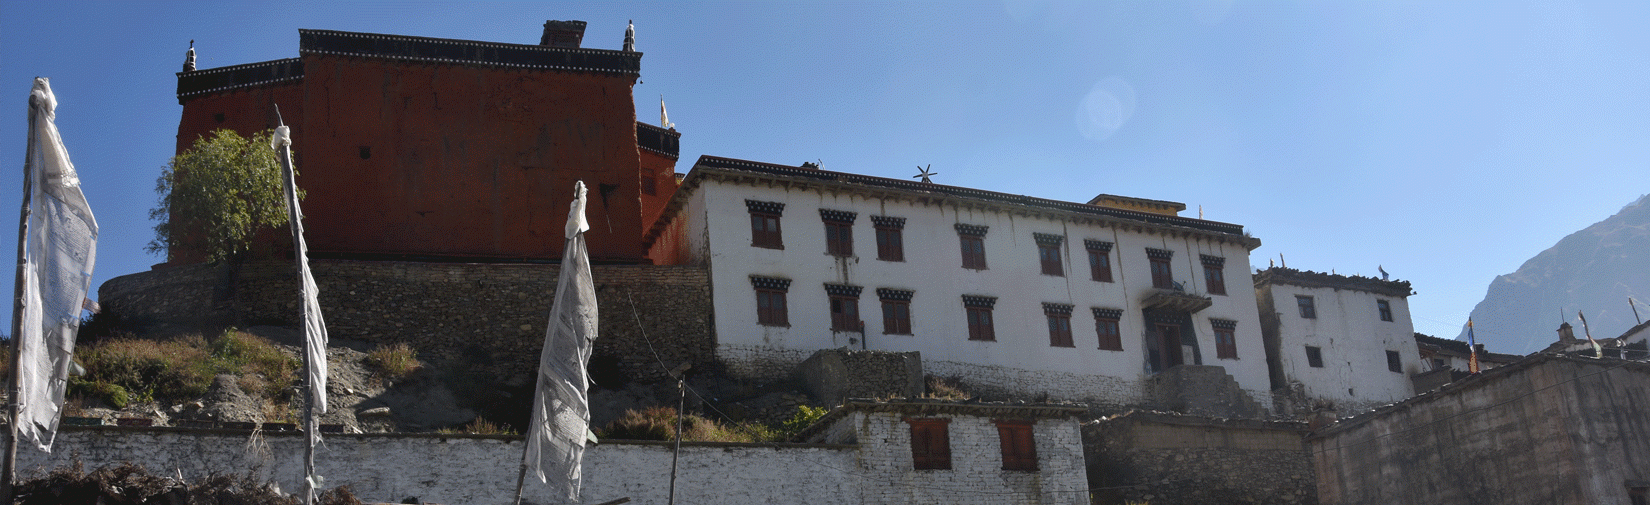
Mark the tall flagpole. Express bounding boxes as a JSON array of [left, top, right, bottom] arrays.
[[273, 106, 320, 505], [2, 78, 42, 504]]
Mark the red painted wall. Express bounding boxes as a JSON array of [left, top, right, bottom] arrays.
[[174, 54, 648, 264]]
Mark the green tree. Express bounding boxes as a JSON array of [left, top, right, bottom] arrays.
[[147, 129, 296, 263]]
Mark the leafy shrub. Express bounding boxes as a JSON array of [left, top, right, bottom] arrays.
[[67, 378, 129, 409], [366, 342, 421, 380], [780, 405, 830, 435]]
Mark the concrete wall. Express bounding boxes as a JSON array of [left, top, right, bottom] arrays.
[[1257, 278, 1417, 413], [7, 427, 856, 505], [1309, 355, 1650, 505], [98, 260, 715, 405], [1084, 412, 1315, 505], [689, 176, 1270, 410]]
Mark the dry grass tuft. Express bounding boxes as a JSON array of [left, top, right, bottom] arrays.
[[366, 342, 421, 381]]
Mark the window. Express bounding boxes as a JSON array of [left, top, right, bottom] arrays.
[[1378, 299, 1393, 322], [1386, 350, 1403, 373], [963, 295, 997, 341], [956, 223, 989, 270], [995, 420, 1038, 472], [906, 418, 952, 470], [878, 288, 914, 335], [825, 283, 863, 332], [1044, 303, 1074, 348], [1034, 233, 1064, 276], [1305, 346, 1324, 368], [1212, 319, 1237, 359], [871, 216, 906, 262], [641, 176, 657, 196], [1085, 240, 1113, 282], [750, 276, 791, 326], [746, 200, 785, 249], [1629, 484, 1648, 505], [1201, 255, 1227, 295], [1147, 248, 1175, 289], [1093, 308, 1123, 351], [820, 209, 857, 257], [1297, 295, 1317, 319]]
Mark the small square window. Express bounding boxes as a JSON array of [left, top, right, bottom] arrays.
[[1387, 350, 1403, 373], [906, 418, 952, 470], [1305, 346, 1324, 368], [1297, 296, 1317, 319], [756, 289, 787, 326], [995, 420, 1038, 472], [1378, 299, 1393, 322]]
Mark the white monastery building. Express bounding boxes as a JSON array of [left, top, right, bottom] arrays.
[[647, 156, 1269, 410], [1253, 267, 1419, 413]]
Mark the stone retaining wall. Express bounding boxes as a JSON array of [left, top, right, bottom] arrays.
[[98, 260, 714, 389], [1084, 412, 1316, 505]]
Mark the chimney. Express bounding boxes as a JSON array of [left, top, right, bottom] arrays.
[[540, 20, 587, 48], [1558, 322, 1576, 343]]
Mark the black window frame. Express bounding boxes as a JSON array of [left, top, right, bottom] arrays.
[[963, 295, 997, 341], [1093, 308, 1123, 351], [1034, 233, 1064, 277], [872, 215, 906, 262], [878, 288, 914, 335], [957, 224, 989, 270], [1044, 303, 1074, 348], [1386, 350, 1403, 373], [1212, 319, 1237, 360], [1147, 248, 1175, 289], [1378, 299, 1393, 322], [1201, 255, 1227, 296], [820, 209, 857, 257]]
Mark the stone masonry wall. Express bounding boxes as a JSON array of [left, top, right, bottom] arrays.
[[798, 349, 924, 404], [1084, 412, 1315, 505], [98, 260, 714, 387], [6, 426, 855, 505], [852, 411, 1091, 505]]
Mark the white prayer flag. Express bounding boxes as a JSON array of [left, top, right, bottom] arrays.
[[272, 124, 327, 415], [524, 181, 598, 500], [17, 77, 99, 452]]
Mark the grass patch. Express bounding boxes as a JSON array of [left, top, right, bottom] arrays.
[[599, 405, 827, 443], [439, 417, 516, 435], [71, 329, 299, 407], [924, 376, 972, 400], [366, 342, 421, 380]]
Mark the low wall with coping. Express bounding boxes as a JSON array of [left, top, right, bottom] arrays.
[[9, 425, 856, 505], [1084, 411, 1315, 505]]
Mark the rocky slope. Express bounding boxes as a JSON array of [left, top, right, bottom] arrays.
[[1459, 193, 1650, 353]]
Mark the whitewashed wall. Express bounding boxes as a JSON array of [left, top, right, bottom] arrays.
[[694, 179, 1269, 408], [1264, 284, 1418, 412], [10, 428, 856, 505], [833, 411, 1090, 505]]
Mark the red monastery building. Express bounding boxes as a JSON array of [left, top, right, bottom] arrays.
[[172, 21, 680, 265]]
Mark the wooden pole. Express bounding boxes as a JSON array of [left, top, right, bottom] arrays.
[[273, 107, 317, 505], [3, 89, 41, 502], [668, 377, 684, 505]]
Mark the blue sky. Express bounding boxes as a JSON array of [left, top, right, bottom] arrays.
[[3, 1, 1646, 352]]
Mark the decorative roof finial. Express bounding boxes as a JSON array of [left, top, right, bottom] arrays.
[[914, 164, 937, 184], [183, 40, 196, 72], [623, 20, 635, 52]]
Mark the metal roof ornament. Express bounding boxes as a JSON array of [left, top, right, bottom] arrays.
[[914, 164, 937, 184]]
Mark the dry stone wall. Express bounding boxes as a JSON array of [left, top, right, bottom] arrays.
[[98, 260, 714, 386], [1084, 412, 1315, 505]]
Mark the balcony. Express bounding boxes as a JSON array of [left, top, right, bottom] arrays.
[[1140, 282, 1213, 313]]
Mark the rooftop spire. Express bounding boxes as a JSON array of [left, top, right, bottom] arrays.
[[623, 20, 635, 52], [183, 40, 196, 72]]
